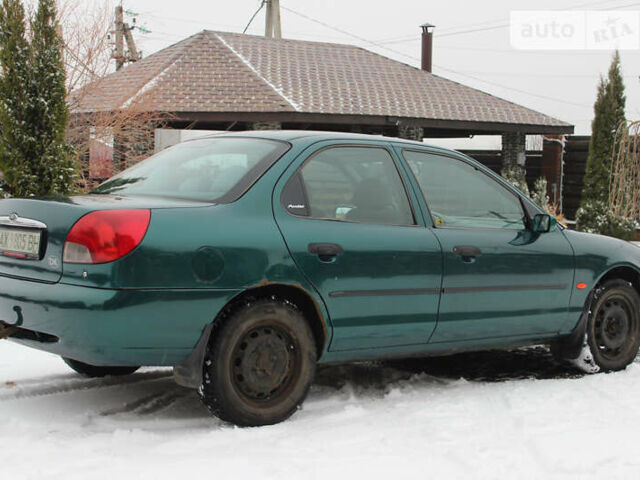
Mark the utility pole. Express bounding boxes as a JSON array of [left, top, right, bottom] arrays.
[[264, 0, 281, 39], [112, 5, 141, 71], [124, 23, 140, 61], [114, 6, 124, 70]]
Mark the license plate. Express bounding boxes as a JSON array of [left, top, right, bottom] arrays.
[[0, 226, 41, 258]]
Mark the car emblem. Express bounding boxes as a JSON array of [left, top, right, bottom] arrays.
[[9, 213, 18, 222]]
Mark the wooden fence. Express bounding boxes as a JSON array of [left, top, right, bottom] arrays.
[[460, 149, 543, 190], [462, 136, 590, 220], [562, 136, 590, 220]]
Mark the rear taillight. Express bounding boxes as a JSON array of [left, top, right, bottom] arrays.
[[63, 210, 151, 264]]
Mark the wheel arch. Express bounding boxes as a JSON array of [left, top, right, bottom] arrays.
[[595, 264, 640, 296], [221, 282, 329, 358], [553, 263, 640, 361], [173, 282, 329, 389]]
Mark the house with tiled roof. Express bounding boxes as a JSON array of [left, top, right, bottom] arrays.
[[71, 27, 573, 193], [73, 29, 572, 134]]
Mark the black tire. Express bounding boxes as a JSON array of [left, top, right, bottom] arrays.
[[584, 279, 640, 372], [62, 357, 140, 378], [200, 298, 317, 427]]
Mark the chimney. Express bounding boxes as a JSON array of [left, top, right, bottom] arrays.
[[421, 23, 435, 73]]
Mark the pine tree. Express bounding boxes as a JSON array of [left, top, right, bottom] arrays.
[[29, 0, 76, 195], [0, 0, 32, 195], [576, 51, 634, 239], [0, 0, 76, 198], [581, 51, 626, 205]]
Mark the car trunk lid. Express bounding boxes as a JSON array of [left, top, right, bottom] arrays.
[[0, 194, 208, 283]]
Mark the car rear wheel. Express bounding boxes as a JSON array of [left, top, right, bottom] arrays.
[[200, 298, 316, 427], [569, 279, 640, 373], [62, 357, 140, 377]]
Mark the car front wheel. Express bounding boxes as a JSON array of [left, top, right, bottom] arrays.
[[200, 298, 317, 427], [569, 279, 640, 373]]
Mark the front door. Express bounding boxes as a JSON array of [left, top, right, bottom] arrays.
[[400, 148, 575, 344], [274, 142, 442, 351]]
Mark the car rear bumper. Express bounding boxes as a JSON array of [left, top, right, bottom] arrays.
[[0, 275, 241, 366]]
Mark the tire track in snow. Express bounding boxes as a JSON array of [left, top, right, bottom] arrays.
[[2, 348, 638, 406], [99, 388, 190, 417], [0, 370, 172, 402]]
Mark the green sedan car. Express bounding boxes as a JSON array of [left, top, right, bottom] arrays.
[[1, 131, 639, 426]]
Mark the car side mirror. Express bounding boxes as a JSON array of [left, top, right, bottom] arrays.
[[532, 213, 556, 233]]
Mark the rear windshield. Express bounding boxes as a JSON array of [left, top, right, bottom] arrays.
[[91, 137, 290, 202]]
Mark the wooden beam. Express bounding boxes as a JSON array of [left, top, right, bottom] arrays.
[[69, 111, 575, 135], [164, 111, 575, 135]]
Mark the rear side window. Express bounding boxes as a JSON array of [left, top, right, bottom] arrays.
[[92, 138, 289, 203], [283, 146, 415, 226], [403, 150, 525, 230]]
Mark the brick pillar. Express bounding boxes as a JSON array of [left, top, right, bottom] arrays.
[[252, 122, 282, 130], [398, 125, 424, 141], [501, 132, 526, 169]]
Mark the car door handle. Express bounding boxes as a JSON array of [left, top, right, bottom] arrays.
[[308, 243, 344, 258], [453, 245, 482, 263]]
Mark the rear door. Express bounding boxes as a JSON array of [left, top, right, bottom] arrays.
[[274, 141, 442, 351], [398, 148, 575, 343]]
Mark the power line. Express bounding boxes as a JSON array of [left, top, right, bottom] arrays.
[[243, 1, 266, 34], [280, 5, 385, 47], [144, 12, 243, 29], [438, 24, 509, 39], [449, 71, 638, 78], [434, 65, 592, 108], [377, 0, 627, 43], [377, 0, 640, 45], [139, 12, 355, 42], [135, 3, 621, 111], [438, 0, 632, 32], [375, 20, 505, 43], [144, 30, 188, 40], [280, 5, 593, 109], [435, 45, 637, 55]]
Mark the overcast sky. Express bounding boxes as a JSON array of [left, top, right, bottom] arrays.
[[112, 0, 639, 145]]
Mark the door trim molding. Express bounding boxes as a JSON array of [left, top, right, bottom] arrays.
[[443, 284, 568, 294], [329, 288, 440, 298], [329, 284, 568, 298]]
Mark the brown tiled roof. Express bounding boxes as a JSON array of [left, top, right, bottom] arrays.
[[71, 30, 572, 131]]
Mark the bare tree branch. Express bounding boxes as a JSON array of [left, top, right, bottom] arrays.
[[58, 0, 171, 191], [609, 121, 640, 221]]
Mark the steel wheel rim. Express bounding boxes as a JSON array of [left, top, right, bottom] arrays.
[[593, 294, 635, 361], [231, 324, 300, 403]]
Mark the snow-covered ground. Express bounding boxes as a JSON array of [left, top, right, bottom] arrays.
[[2, 342, 640, 480]]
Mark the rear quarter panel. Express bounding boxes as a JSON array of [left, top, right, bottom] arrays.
[[61, 140, 314, 291], [57, 140, 334, 360]]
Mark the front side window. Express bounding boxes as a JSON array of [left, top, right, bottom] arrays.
[[283, 146, 414, 225], [404, 150, 525, 230], [92, 137, 289, 203]]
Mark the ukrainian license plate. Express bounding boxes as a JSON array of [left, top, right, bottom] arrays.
[[0, 226, 41, 258]]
